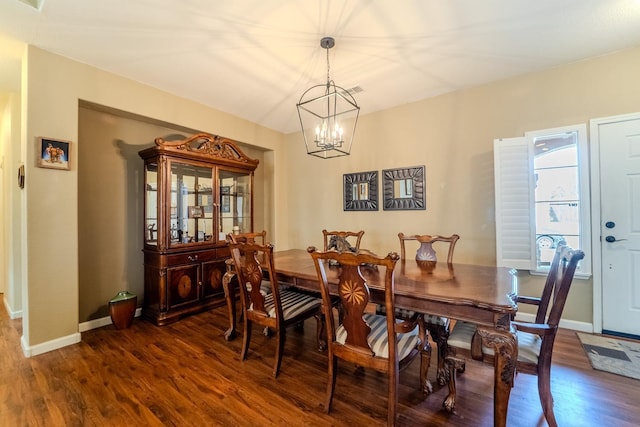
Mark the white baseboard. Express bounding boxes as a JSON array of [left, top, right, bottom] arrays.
[[22, 332, 82, 357], [20, 308, 143, 357], [78, 308, 143, 333], [3, 296, 22, 319], [514, 312, 593, 333]]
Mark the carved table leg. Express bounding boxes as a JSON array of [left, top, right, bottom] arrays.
[[426, 322, 461, 386], [222, 270, 237, 341], [477, 325, 517, 427], [442, 356, 465, 412]]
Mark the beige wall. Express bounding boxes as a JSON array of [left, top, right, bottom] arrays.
[[284, 47, 640, 323], [1, 91, 23, 318], [1, 34, 25, 318], [12, 42, 640, 351]]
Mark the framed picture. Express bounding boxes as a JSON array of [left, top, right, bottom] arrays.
[[382, 166, 426, 210], [37, 137, 71, 170], [343, 171, 378, 211], [221, 195, 231, 213], [188, 206, 203, 218]]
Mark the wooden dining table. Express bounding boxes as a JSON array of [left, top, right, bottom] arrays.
[[222, 249, 519, 427]]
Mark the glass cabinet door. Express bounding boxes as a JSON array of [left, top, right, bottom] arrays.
[[170, 161, 214, 247], [218, 169, 251, 241], [144, 162, 159, 245]]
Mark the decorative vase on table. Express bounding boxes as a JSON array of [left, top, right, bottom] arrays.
[[109, 291, 137, 330], [416, 242, 437, 262]]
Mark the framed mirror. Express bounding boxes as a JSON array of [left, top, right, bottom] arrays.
[[343, 171, 378, 211], [382, 166, 425, 210]]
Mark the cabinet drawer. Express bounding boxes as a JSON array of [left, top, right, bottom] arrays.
[[216, 246, 230, 258], [167, 249, 217, 265]]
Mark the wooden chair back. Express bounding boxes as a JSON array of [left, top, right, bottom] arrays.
[[228, 241, 278, 325], [227, 230, 267, 263], [229, 240, 323, 378], [514, 242, 585, 370], [398, 233, 460, 263], [322, 229, 364, 252], [445, 242, 584, 426], [308, 247, 427, 425], [227, 230, 267, 245]]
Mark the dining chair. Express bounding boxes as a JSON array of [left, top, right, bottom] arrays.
[[223, 231, 269, 338], [227, 230, 267, 245], [382, 233, 460, 386], [445, 242, 584, 426], [322, 229, 365, 252], [308, 247, 429, 426], [398, 233, 459, 263], [229, 240, 323, 378]]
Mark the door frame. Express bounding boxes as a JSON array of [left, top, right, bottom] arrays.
[[589, 111, 640, 334]]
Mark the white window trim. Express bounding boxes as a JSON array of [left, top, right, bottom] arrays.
[[494, 124, 591, 277]]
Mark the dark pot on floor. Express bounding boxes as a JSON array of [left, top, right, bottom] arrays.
[[109, 291, 137, 330]]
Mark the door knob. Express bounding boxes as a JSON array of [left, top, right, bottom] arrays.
[[605, 221, 615, 229], [605, 235, 627, 243]]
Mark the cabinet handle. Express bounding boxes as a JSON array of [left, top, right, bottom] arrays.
[[188, 255, 198, 262]]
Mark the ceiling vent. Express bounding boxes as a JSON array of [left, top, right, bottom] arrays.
[[345, 86, 363, 95]]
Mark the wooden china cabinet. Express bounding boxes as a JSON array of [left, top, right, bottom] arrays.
[[138, 133, 259, 325]]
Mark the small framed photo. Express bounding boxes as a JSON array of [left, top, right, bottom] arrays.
[[221, 195, 231, 213], [188, 206, 203, 218], [37, 137, 71, 170]]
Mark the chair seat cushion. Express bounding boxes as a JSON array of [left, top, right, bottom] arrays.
[[247, 280, 272, 296], [376, 305, 450, 328], [335, 313, 420, 360], [423, 315, 450, 328], [262, 289, 321, 320], [448, 321, 541, 364]]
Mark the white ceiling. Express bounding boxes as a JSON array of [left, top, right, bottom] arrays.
[[2, 0, 640, 134]]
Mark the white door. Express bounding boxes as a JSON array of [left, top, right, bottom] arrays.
[[599, 117, 640, 337]]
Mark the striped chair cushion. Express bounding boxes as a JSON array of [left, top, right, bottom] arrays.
[[448, 321, 541, 364], [335, 313, 420, 360], [253, 289, 321, 320], [376, 306, 450, 328], [246, 280, 272, 296], [423, 315, 450, 328]]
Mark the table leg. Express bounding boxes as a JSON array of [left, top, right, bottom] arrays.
[[426, 322, 452, 386], [477, 325, 517, 427], [222, 271, 237, 341]]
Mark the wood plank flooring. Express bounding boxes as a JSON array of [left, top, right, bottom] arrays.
[[2, 303, 640, 426]]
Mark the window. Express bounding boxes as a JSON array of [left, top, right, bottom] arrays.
[[494, 124, 590, 276]]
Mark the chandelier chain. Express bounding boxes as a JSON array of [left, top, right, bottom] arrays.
[[326, 45, 330, 85]]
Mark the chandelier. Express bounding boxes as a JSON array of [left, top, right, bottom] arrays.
[[296, 37, 360, 159]]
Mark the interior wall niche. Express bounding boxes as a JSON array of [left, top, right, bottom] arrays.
[[77, 103, 267, 323]]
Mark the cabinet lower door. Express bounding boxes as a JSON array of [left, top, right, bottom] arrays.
[[202, 259, 226, 300], [167, 264, 200, 310]]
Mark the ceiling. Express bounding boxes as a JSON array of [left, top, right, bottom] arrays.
[[2, 0, 640, 134]]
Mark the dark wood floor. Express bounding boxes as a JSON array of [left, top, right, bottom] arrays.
[[2, 303, 640, 426]]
